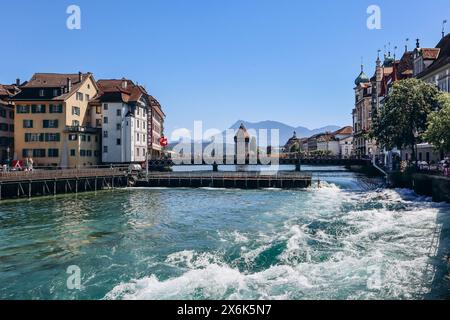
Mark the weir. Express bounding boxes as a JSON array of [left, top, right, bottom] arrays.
[[135, 172, 312, 189]]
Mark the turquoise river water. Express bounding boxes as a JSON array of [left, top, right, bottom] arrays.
[[0, 166, 449, 300]]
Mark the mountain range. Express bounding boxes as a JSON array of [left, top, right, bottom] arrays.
[[228, 120, 341, 144], [167, 120, 342, 150]]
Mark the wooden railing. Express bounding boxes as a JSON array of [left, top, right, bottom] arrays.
[[0, 167, 128, 182]]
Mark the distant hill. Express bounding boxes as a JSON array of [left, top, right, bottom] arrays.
[[228, 120, 341, 145], [167, 121, 342, 151]]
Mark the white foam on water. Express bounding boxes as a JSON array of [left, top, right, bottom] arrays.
[[105, 186, 450, 300]]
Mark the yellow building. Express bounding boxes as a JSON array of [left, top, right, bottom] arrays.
[[11, 73, 101, 168]]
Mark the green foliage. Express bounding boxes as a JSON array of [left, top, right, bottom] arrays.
[[371, 79, 441, 160], [424, 93, 450, 154]]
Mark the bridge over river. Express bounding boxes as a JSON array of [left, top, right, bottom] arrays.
[[148, 157, 371, 169]]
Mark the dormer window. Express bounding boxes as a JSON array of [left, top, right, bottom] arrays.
[[53, 89, 59, 96], [39, 89, 45, 97]]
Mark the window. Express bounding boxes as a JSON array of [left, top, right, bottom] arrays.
[[86, 150, 92, 157], [103, 131, 108, 138], [49, 104, 63, 113], [103, 146, 108, 153], [80, 150, 86, 157], [116, 138, 121, 145], [96, 119, 102, 127], [32, 105, 46, 113], [25, 133, 44, 142], [103, 116, 108, 124], [17, 105, 30, 114], [0, 109, 6, 118], [9, 124, 14, 132], [103, 103, 109, 111], [72, 120, 80, 126], [22, 149, 32, 157], [76, 92, 84, 101], [45, 133, 60, 142], [53, 89, 59, 97], [95, 136, 98, 142], [87, 135, 91, 142], [81, 135, 87, 142], [9, 111, 14, 119], [96, 106, 102, 114], [94, 150, 100, 157], [48, 149, 59, 158], [23, 120, 33, 128], [70, 149, 76, 157], [39, 89, 45, 97], [72, 106, 80, 116], [69, 134, 78, 141], [85, 94, 90, 101], [0, 123, 8, 131], [137, 148, 140, 157], [116, 123, 121, 130], [33, 149, 46, 158], [117, 109, 122, 116], [43, 120, 59, 128]]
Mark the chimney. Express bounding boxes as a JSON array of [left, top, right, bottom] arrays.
[[79, 72, 83, 82], [121, 78, 127, 89], [67, 77, 72, 93], [16, 78, 20, 86]]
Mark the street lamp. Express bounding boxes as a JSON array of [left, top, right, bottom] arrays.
[[6, 146, 10, 167]]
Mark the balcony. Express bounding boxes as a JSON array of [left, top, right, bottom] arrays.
[[64, 126, 99, 134]]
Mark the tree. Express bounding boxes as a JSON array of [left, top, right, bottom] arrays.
[[424, 92, 450, 155], [371, 78, 441, 162]]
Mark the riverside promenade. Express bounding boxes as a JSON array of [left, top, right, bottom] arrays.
[[0, 167, 129, 201]]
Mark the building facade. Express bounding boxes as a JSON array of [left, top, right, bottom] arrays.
[[415, 34, 450, 92], [400, 34, 450, 162], [147, 96, 165, 159], [0, 82, 20, 164], [352, 65, 376, 158], [11, 73, 100, 168], [94, 79, 149, 164]]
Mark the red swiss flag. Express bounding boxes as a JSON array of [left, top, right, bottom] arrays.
[[159, 136, 168, 147]]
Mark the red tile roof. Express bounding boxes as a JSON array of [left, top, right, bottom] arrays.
[[96, 79, 145, 104], [332, 126, 353, 136], [24, 73, 90, 88], [421, 48, 440, 60]]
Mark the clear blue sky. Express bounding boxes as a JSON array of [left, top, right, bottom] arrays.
[[1, 0, 448, 135]]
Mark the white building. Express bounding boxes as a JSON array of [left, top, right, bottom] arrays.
[[94, 79, 149, 163], [317, 139, 340, 156], [339, 136, 353, 158]]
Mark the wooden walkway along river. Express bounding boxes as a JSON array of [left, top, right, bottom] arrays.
[[0, 168, 129, 201], [135, 171, 313, 189]]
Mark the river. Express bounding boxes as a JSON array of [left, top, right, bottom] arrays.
[[0, 166, 449, 299]]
